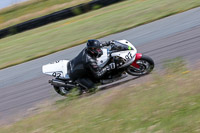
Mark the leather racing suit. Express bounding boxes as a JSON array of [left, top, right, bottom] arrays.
[[68, 42, 112, 89]]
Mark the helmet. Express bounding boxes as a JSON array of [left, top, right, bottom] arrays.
[[87, 39, 103, 58]]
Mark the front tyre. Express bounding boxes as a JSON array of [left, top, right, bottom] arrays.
[[126, 55, 154, 76]]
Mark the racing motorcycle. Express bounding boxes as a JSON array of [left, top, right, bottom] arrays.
[[42, 40, 154, 96]]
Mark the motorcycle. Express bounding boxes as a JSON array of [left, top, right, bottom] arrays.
[[42, 40, 154, 96]]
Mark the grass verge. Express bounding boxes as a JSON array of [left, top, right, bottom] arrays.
[[0, 0, 200, 69], [0, 0, 91, 29], [0, 59, 200, 133]]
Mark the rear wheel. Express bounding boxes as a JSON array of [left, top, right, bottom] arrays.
[[53, 86, 83, 96], [126, 55, 154, 76], [53, 86, 70, 96]]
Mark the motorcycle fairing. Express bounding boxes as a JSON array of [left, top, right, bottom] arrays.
[[112, 40, 137, 68], [42, 60, 70, 79], [97, 49, 110, 67], [111, 40, 134, 51], [97, 40, 137, 68]]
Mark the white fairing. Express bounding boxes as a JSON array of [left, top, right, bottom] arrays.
[[97, 49, 109, 66], [115, 40, 137, 67], [97, 40, 137, 67], [118, 40, 134, 47], [42, 60, 70, 79]]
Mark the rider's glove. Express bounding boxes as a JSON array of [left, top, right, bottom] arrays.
[[109, 40, 115, 45], [101, 40, 115, 47]]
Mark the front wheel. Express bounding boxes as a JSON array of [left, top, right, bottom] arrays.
[[126, 55, 154, 76]]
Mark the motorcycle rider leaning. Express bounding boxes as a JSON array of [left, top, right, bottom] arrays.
[[68, 39, 115, 91]]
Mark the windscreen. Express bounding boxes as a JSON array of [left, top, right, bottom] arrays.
[[111, 41, 133, 52]]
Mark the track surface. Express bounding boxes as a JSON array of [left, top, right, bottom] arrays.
[[0, 7, 200, 124]]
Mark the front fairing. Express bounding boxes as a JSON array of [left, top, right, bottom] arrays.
[[108, 40, 137, 58], [110, 40, 137, 68], [111, 40, 134, 51], [97, 40, 137, 68]]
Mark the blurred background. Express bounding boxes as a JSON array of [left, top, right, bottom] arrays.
[[0, 0, 28, 9], [0, 0, 200, 132]]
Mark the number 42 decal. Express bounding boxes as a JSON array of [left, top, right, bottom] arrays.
[[52, 72, 61, 77]]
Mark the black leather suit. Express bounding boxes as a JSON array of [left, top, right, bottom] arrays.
[[68, 48, 108, 89]]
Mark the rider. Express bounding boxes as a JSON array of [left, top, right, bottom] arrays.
[[68, 39, 115, 90]]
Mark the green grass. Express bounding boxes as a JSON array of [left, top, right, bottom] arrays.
[[0, 0, 91, 28], [0, 0, 200, 69], [163, 57, 188, 73], [0, 60, 200, 133]]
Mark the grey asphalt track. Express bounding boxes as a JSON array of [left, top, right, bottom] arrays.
[[0, 7, 200, 124]]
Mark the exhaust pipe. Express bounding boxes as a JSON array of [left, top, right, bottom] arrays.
[[49, 79, 75, 88]]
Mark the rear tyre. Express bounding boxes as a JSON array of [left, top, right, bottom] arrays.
[[126, 55, 154, 76], [53, 86, 70, 96], [53, 86, 83, 96]]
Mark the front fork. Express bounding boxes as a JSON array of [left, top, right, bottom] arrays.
[[131, 53, 143, 68]]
